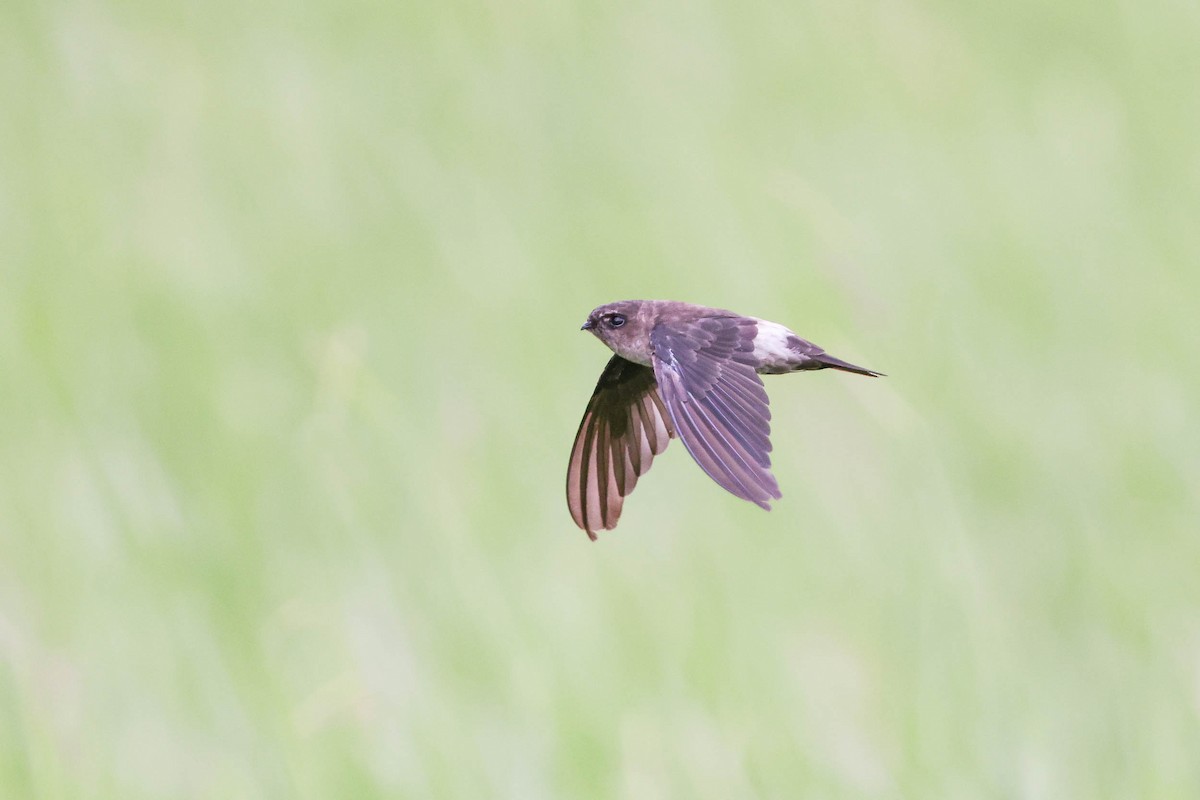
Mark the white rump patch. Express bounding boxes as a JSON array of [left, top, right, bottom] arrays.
[[752, 319, 797, 371]]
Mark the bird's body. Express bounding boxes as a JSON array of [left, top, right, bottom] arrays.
[[567, 299, 881, 540]]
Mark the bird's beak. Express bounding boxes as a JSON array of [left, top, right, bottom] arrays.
[[581, 320, 594, 331]]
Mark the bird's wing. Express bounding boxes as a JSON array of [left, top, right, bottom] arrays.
[[567, 355, 676, 539], [650, 316, 781, 508]]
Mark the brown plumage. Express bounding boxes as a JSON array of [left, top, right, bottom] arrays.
[[567, 300, 882, 540]]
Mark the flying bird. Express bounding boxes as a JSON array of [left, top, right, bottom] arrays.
[[566, 300, 882, 540]]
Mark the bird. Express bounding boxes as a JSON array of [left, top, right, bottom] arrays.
[[566, 300, 882, 540]]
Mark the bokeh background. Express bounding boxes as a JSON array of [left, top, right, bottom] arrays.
[[3, 0, 1199, 796]]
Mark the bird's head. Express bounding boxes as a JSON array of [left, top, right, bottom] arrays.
[[580, 300, 652, 365]]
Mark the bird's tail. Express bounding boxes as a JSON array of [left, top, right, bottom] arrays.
[[814, 353, 884, 377]]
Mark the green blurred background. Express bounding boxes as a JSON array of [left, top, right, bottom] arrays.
[[2, 0, 1199, 796]]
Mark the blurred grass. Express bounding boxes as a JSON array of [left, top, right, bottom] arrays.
[[2, 0, 1199, 797]]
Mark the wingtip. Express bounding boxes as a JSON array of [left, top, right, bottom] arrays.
[[754, 494, 778, 511], [586, 529, 598, 542]]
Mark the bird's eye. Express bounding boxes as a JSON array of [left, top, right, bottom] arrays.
[[609, 314, 626, 328]]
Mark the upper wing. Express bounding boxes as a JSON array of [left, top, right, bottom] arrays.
[[566, 355, 676, 540], [650, 316, 781, 508]]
